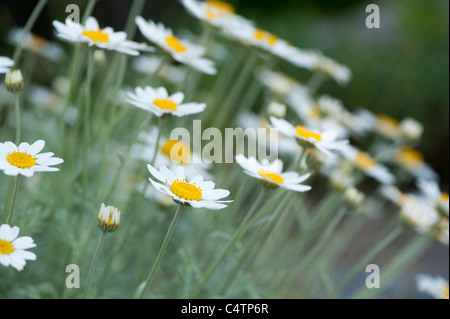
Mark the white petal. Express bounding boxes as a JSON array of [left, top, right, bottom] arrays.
[[27, 140, 45, 155], [12, 236, 36, 250]]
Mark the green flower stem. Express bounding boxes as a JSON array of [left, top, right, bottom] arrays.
[[352, 234, 432, 299], [306, 70, 327, 96], [137, 204, 185, 299], [274, 207, 347, 297], [219, 190, 292, 295], [327, 224, 404, 298], [14, 94, 21, 145], [82, 50, 95, 196], [212, 50, 259, 128], [5, 175, 21, 225], [12, 0, 48, 64], [84, 230, 107, 298], [124, 0, 146, 37], [289, 146, 308, 172], [191, 188, 267, 298], [81, 0, 98, 23], [150, 116, 167, 166]]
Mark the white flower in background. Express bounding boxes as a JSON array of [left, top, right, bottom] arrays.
[[0, 56, 14, 74], [127, 86, 206, 117], [7, 27, 65, 62], [147, 164, 232, 210], [399, 199, 439, 234], [394, 147, 438, 181], [236, 154, 312, 192], [304, 50, 352, 85], [400, 117, 423, 142], [181, 0, 251, 33], [0, 224, 36, 271], [238, 112, 299, 158], [133, 126, 212, 178], [416, 179, 449, 216], [132, 55, 186, 85], [0, 140, 64, 177], [340, 145, 395, 184], [350, 108, 376, 137], [136, 181, 175, 208], [269, 116, 348, 158], [135, 17, 216, 74], [53, 16, 151, 56], [374, 114, 401, 140], [416, 274, 449, 299], [256, 67, 300, 97], [225, 22, 314, 69]]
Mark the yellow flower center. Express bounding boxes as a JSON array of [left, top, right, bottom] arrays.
[[29, 34, 47, 51], [254, 29, 278, 46], [81, 29, 110, 43], [161, 140, 191, 164], [170, 179, 202, 201], [0, 239, 14, 255], [444, 285, 449, 298], [310, 105, 321, 119], [165, 35, 187, 53], [296, 125, 322, 141], [6, 151, 37, 169], [258, 169, 284, 184], [440, 193, 449, 203], [376, 114, 400, 137], [205, 0, 235, 19], [355, 151, 377, 170], [396, 147, 424, 170], [153, 99, 178, 111]]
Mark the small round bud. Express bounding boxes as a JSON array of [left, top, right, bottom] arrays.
[[266, 101, 286, 118], [400, 117, 423, 142], [343, 187, 365, 210], [97, 203, 120, 233], [5, 69, 24, 93]]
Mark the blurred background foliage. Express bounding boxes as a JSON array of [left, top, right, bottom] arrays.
[[0, 0, 448, 187]]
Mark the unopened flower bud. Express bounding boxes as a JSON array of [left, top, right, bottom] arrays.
[[5, 69, 24, 93], [97, 203, 120, 233], [401, 117, 423, 142], [343, 187, 365, 210], [267, 101, 286, 118]]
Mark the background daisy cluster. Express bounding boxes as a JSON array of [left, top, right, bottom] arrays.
[[0, 0, 448, 299]]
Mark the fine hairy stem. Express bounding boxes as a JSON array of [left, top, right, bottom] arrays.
[[5, 175, 21, 225], [137, 204, 185, 299], [191, 188, 267, 298], [150, 116, 167, 166], [14, 94, 21, 144], [84, 231, 107, 298]]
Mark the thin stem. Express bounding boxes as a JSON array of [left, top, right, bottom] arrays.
[[14, 94, 21, 144], [137, 204, 185, 299], [150, 116, 167, 166], [81, 0, 98, 24], [84, 231, 107, 299], [327, 224, 403, 298], [12, 0, 48, 64], [191, 188, 267, 298], [82, 50, 94, 194], [306, 71, 327, 96], [5, 176, 21, 225]]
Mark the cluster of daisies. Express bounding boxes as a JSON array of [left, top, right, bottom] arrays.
[[0, 0, 447, 298]]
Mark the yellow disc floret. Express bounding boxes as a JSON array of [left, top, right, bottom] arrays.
[[258, 169, 284, 184], [82, 29, 110, 43], [296, 125, 322, 142], [165, 35, 187, 53], [170, 179, 202, 201], [0, 239, 14, 255], [153, 99, 178, 111], [6, 151, 37, 169]]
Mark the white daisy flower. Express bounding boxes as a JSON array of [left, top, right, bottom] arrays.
[[52, 16, 151, 56], [181, 0, 251, 33], [225, 22, 314, 69], [393, 147, 438, 181], [147, 164, 232, 210], [256, 67, 300, 97], [374, 114, 402, 140], [133, 126, 212, 178], [0, 224, 36, 271], [235, 154, 311, 192], [126, 86, 206, 117], [135, 16, 216, 74], [0, 56, 14, 74], [300, 49, 352, 85], [7, 27, 65, 62], [269, 116, 349, 158], [417, 274, 449, 299], [416, 179, 449, 216], [0, 140, 64, 177], [340, 145, 395, 185]]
